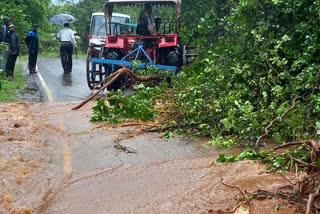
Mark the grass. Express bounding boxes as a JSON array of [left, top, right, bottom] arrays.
[[0, 63, 25, 102], [20, 51, 87, 60], [39, 52, 61, 58]]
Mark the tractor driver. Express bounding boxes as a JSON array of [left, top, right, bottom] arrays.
[[137, 3, 155, 35]]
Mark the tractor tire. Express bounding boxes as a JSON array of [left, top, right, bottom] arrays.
[[166, 45, 183, 69], [86, 47, 104, 90], [104, 50, 123, 91]]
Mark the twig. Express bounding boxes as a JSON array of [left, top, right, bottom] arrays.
[[114, 142, 136, 154], [146, 113, 184, 131], [266, 159, 289, 173], [290, 156, 312, 167], [72, 68, 126, 110], [90, 71, 119, 95], [255, 96, 301, 150], [265, 59, 279, 74], [273, 142, 304, 150], [72, 66, 162, 110], [217, 177, 250, 214], [220, 177, 250, 202], [305, 184, 320, 214], [275, 172, 295, 186], [204, 104, 218, 113]]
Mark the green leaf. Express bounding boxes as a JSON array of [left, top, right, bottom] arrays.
[[217, 154, 227, 163], [316, 158, 320, 169]]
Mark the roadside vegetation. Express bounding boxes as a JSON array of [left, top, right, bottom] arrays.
[[0, 64, 25, 101]]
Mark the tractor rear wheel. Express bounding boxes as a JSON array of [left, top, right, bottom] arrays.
[[166, 45, 183, 69], [104, 50, 123, 91]]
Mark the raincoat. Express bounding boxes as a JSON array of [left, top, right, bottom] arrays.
[[7, 31, 21, 55], [1, 17, 11, 43], [25, 29, 39, 53]]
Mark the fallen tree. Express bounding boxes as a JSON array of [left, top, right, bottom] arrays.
[[72, 66, 162, 111]]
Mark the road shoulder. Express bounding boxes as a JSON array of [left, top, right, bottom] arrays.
[[18, 60, 45, 102]]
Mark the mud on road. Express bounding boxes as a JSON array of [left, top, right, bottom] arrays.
[[0, 101, 298, 214]]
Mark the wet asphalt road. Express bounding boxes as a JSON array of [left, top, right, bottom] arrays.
[[37, 58, 91, 102]]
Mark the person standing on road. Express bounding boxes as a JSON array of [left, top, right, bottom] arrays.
[[25, 24, 39, 74], [0, 17, 11, 71], [57, 23, 77, 74], [5, 24, 21, 80]]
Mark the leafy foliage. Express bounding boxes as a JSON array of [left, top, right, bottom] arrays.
[[206, 135, 236, 148], [216, 145, 312, 172], [171, 0, 320, 143], [91, 84, 164, 123], [90, 0, 320, 153], [0, 43, 9, 90], [0, 0, 58, 54], [0, 0, 30, 40]]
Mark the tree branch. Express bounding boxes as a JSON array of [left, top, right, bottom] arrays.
[[255, 96, 301, 150], [73, 66, 162, 110], [306, 184, 320, 214]]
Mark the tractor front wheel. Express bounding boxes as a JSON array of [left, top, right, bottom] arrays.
[[86, 46, 104, 90]]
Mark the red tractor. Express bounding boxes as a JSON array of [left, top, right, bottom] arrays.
[[86, 0, 195, 90]]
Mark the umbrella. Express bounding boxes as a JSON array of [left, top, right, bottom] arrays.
[[48, 13, 76, 24]]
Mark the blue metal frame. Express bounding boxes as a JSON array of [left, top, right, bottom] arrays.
[[90, 44, 178, 79]]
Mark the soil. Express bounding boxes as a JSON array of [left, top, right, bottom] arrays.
[[0, 101, 298, 214]]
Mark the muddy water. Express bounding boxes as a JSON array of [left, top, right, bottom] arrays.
[[0, 103, 63, 214], [0, 102, 296, 214]]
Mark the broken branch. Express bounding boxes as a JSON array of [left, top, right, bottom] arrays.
[[72, 66, 162, 110], [220, 177, 250, 202], [255, 96, 301, 150], [306, 184, 320, 214]]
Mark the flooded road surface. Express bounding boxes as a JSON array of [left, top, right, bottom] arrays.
[[37, 58, 90, 102], [0, 102, 296, 214]]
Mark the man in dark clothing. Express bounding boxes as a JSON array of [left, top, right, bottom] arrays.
[[137, 4, 154, 35], [25, 24, 39, 74], [1, 17, 11, 42], [0, 17, 11, 71], [5, 24, 21, 80]]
